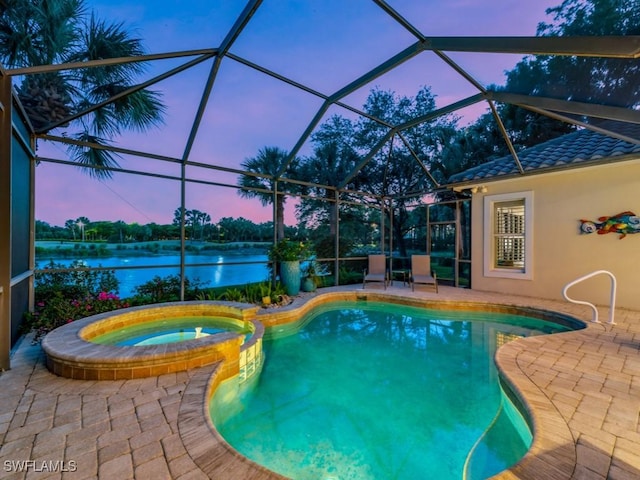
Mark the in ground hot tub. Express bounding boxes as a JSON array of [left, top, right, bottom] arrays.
[[90, 315, 253, 346], [41, 301, 264, 381]]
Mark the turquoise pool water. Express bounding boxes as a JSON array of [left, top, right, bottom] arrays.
[[211, 302, 576, 479], [90, 316, 251, 346]]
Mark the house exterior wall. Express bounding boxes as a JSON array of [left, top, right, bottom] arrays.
[[469, 158, 640, 312]]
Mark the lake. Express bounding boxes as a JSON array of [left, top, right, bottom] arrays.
[[38, 253, 270, 298]]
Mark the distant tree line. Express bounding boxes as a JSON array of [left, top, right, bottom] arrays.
[[35, 213, 291, 244]]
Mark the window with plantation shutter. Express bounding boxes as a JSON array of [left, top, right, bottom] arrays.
[[494, 200, 525, 268], [483, 192, 533, 280]]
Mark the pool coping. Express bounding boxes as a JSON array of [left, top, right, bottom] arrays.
[[177, 289, 589, 479], [3, 285, 639, 478]]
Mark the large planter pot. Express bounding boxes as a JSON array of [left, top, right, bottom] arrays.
[[280, 260, 301, 296], [301, 276, 317, 292]]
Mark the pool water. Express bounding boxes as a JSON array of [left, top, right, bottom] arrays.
[[210, 302, 574, 480], [90, 316, 251, 346]]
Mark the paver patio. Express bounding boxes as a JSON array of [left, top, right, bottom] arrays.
[[0, 285, 639, 479]]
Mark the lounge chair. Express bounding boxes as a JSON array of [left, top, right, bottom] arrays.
[[363, 254, 388, 289], [411, 255, 438, 292]]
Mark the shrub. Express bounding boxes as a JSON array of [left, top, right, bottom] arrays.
[[131, 274, 208, 303], [34, 260, 119, 302], [338, 266, 363, 285], [268, 239, 311, 262], [24, 291, 130, 342], [243, 280, 285, 304], [210, 281, 287, 305], [195, 290, 219, 301], [219, 288, 244, 302], [24, 261, 123, 341]]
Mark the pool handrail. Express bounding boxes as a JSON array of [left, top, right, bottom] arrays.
[[562, 270, 616, 324]]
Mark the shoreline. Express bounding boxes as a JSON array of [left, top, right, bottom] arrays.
[[35, 240, 270, 260]]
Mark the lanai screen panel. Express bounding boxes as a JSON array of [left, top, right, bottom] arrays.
[[3, 1, 639, 248]]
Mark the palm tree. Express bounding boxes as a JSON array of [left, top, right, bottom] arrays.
[[0, 0, 165, 179], [297, 115, 362, 237], [196, 211, 211, 241], [64, 219, 77, 240], [237, 146, 299, 241], [75, 216, 89, 242], [299, 140, 360, 236]]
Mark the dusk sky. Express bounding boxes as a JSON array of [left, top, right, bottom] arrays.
[[34, 0, 561, 227]]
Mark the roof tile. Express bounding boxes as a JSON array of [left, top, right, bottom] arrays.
[[447, 123, 640, 184]]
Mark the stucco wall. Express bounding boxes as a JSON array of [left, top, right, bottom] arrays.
[[469, 158, 640, 312]]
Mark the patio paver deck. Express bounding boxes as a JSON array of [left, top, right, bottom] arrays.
[[1, 285, 639, 479]]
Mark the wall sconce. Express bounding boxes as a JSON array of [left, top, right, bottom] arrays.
[[469, 185, 487, 194]]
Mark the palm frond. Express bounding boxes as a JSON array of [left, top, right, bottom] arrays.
[[238, 147, 295, 206], [72, 95, 121, 137], [69, 13, 146, 86], [1, 0, 165, 178], [67, 132, 122, 179], [30, 0, 82, 65], [113, 88, 165, 131]]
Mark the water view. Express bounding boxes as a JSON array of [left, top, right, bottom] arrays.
[[37, 253, 270, 298]]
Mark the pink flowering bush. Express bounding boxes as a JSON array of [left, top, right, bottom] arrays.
[[25, 291, 130, 342], [24, 260, 124, 342]]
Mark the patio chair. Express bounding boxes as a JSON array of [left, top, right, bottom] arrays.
[[363, 254, 388, 289], [411, 255, 438, 293]]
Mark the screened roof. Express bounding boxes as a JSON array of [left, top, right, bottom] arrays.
[[5, 0, 640, 223]]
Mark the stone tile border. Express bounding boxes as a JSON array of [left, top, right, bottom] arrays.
[[178, 364, 287, 479], [41, 301, 262, 382], [177, 289, 588, 479]]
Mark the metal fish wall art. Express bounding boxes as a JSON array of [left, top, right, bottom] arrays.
[[580, 210, 640, 239]]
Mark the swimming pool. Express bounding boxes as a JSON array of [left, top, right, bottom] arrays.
[[210, 301, 577, 479]]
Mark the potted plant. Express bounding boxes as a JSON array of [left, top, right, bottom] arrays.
[[268, 239, 309, 296], [301, 260, 324, 292]]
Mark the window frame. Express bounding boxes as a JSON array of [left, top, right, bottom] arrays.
[[483, 191, 533, 280]]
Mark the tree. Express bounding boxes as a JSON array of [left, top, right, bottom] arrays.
[[237, 147, 300, 241], [298, 115, 361, 237], [537, 0, 640, 107], [217, 217, 262, 242], [64, 219, 78, 240], [191, 210, 211, 241], [172, 207, 211, 241], [492, 0, 640, 147], [35, 220, 55, 240], [92, 220, 114, 241], [75, 216, 89, 242], [112, 220, 127, 243], [354, 87, 459, 256], [432, 1, 640, 188], [0, 0, 165, 178], [429, 108, 516, 188]]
